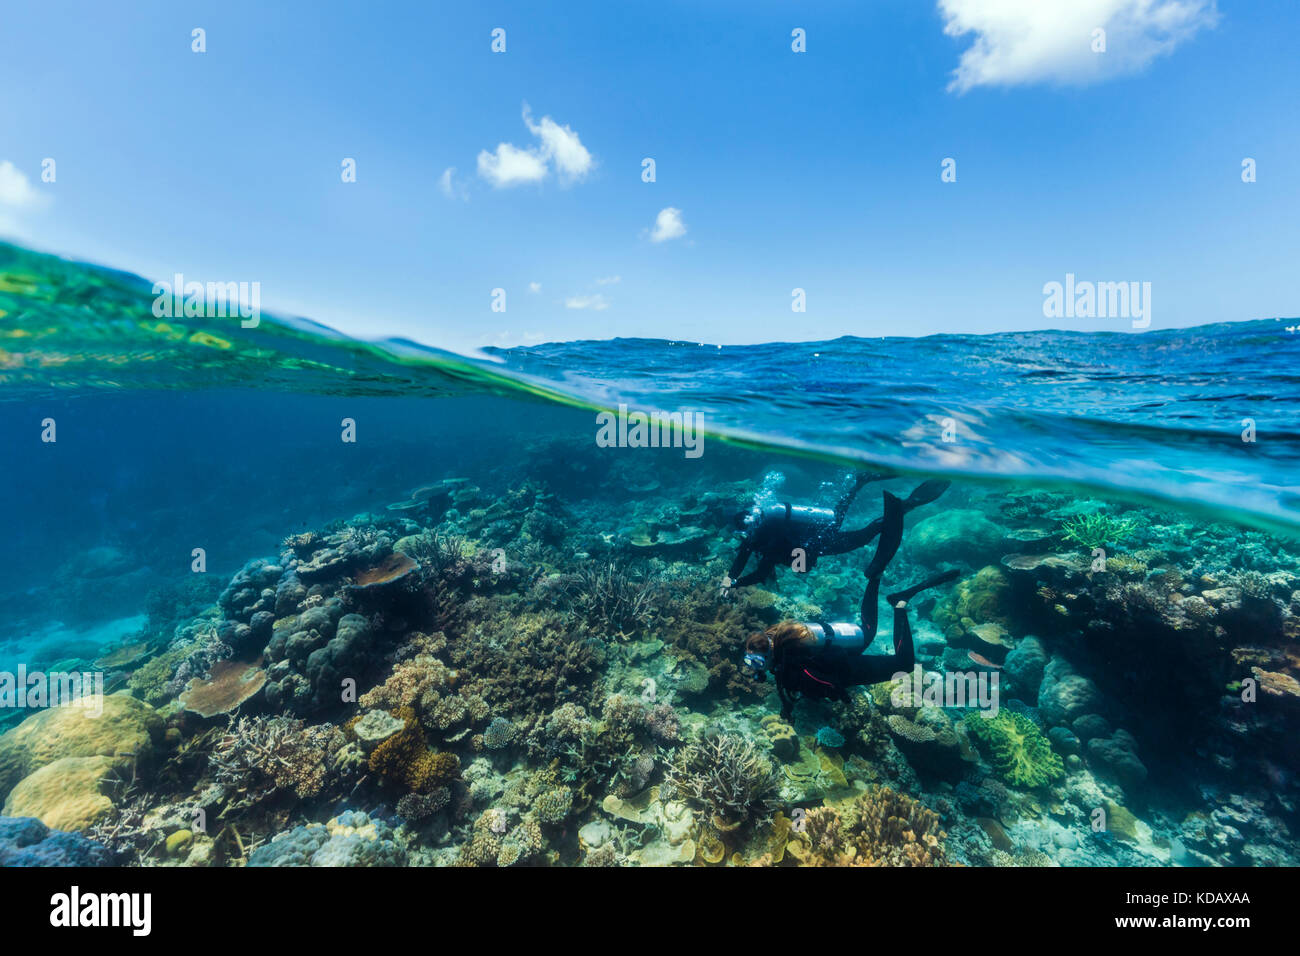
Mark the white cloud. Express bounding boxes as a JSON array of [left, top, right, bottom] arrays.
[[528, 282, 542, 293], [0, 160, 48, 239], [476, 104, 594, 188], [938, 0, 1218, 93], [594, 275, 621, 285], [0, 161, 41, 208], [523, 105, 594, 183], [648, 207, 686, 243], [476, 142, 549, 188], [564, 293, 609, 311], [439, 166, 469, 200]]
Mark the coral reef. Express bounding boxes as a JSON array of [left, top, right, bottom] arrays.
[[6, 456, 1298, 869]]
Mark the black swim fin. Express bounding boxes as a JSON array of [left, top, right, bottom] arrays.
[[905, 479, 950, 509], [864, 491, 904, 579], [887, 567, 961, 607]]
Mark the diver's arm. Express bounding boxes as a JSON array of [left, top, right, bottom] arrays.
[[777, 681, 797, 720], [732, 555, 776, 588], [727, 540, 753, 583]]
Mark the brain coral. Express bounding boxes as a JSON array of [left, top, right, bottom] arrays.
[[0, 692, 163, 800], [963, 711, 1064, 789], [2, 755, 119, 832]]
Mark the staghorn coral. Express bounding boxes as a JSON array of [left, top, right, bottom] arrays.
[[1060, 512, 1139, 551], [207, 715, 344, 813], [662, 734, 781, 831], [561, 562, 661, 638]]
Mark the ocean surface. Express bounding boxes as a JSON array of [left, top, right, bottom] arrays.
[[1, 240, 1298, 867]]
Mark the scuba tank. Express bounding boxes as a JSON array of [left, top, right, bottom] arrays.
[[755, 503, 837, 529], [802, 621, 866, 652]]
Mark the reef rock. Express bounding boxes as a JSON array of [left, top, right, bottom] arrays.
[[1001, 636, 1048, 702], [1086, 730, 1148, 790], [1037, 657, 1103, 729]]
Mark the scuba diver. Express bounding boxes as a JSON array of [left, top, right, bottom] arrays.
[[723, 472, 950, 590], [741, 490, 960, 719]]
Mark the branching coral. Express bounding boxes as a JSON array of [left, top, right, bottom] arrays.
[[785, 786, 948, 866], [208, 715, 344, 813], [655, 574, 777, 702], [1060, 513, 1138, 551], [662, 734, 781, 831], [562, 562, 661, 638]]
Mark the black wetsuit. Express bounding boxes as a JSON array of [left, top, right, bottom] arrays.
[[728, 476, 949, 588], [767, 491, 960, 719]]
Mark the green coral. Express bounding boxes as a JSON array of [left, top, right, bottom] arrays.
[[963, 711, 1064, 789], [1060, 513, 1138, 551]]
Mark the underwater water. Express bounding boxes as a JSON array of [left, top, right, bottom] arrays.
[[1, 241, 1298, 868]]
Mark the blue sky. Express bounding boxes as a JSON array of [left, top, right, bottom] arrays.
[[0, 0, 1296, 354]]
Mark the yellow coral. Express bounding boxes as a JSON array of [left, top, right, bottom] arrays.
[[368, 708, 459, 793]]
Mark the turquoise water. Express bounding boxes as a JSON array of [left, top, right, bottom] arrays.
[[1, 242, 1297, 867]]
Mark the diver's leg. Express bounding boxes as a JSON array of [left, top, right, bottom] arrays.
[[778, 684, 796, 720], [889, 600, 916, 671], [818, 524, 879, 556], [885, 567, 961, 607], [832, 471, 886, 527], [845, 590, 920, 686], [860, 573, 882, 641], [856, 491, 903, 640], [819, 479, 950, 557], [864, 491, 904, 579]]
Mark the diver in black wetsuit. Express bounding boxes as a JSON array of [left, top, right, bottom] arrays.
[[723, 473, 950, 590], [741, 490, 960, 719]]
